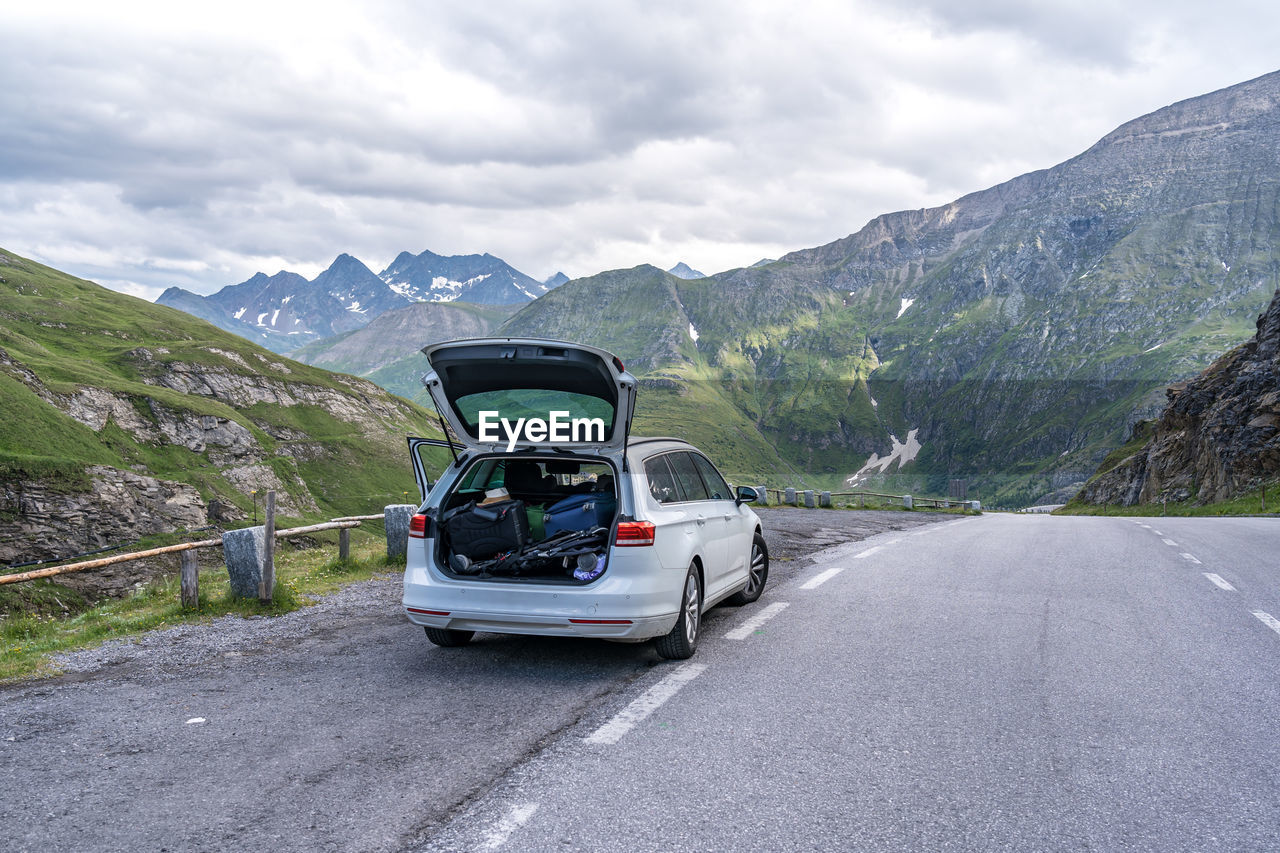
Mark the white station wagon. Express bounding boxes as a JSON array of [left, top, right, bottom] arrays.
[[403, 338, 768, 659]]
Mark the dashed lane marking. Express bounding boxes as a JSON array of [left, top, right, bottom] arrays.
[[1181, 553, 1203, 565], [584, 663, 707, 745], [725, 601, 790, 640], [854, 545, 883, 560], [1253, 611, 1280, 637], [1163, 539, 1178, 546], [481, 804, 539, 851], [800, 567, 844, 589], [1203, 573, 1236, 592]]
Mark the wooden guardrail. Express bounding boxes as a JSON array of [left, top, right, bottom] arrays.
[[0, 489, 405, 611]]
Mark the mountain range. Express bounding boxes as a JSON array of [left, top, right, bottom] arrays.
[[282, 70, 1280, 506], [156, 249, 563, 353]]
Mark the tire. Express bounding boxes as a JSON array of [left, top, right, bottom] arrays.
[[424, 626, 475, 647], [726, 533, 769, 606], [654, 565, 702, 660]]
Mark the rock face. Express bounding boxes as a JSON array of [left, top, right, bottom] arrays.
[[0, 466, 207, 565], [1076, 289, 1280, 505]]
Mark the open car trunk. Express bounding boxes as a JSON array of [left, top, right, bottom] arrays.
[[433, 455, 617, 584]]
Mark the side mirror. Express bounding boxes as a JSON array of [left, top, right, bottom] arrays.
[[735, 485, 760, 506]]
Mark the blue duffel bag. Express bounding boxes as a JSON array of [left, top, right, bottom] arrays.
[[543, 492, 617, 536]]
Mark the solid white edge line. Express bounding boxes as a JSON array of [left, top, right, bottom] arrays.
[[1253, 611, 1280, 636], [725, 601, 791, 640], [481, 803, 540, 851], [853, 545, 883, 559], [1202, 573, 1236, 592], [1181, 553, 1202, 565], [801, 567, 844, 589], [584, 663, 707, 745]]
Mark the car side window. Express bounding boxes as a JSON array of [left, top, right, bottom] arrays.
[[691, 454, 731, 500], [644, 455, 681, 504], [668, 452, 711, 502]]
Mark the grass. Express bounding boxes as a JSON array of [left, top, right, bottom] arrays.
[[0, 528, 402, 682]]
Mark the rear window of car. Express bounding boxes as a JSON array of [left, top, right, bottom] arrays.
[[645, 455, 681, 504]]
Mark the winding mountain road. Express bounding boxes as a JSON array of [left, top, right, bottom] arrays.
[[4, 512, 1279, 851]]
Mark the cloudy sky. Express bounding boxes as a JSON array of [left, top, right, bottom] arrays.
[[2, 0, 1278, 300]]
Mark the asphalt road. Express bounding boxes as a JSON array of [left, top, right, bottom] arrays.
[[5, 511, 1278, 851], [0, 508, 942, 852]]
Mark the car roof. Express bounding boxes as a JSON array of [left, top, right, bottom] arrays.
[[627, 437, 697, 456]]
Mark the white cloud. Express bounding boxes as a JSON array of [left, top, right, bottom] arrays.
[[0, 0, 1278, 297]]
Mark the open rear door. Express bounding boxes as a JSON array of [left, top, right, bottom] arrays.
[[406, 436, 462, 503]]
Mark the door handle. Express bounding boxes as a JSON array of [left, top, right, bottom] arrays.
[[696, 515, 706, 526]]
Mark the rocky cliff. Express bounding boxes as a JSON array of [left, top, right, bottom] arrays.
[[1076, 289, 1280, 505]]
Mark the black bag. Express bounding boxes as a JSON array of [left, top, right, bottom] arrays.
[[444, 500, 531, 561]]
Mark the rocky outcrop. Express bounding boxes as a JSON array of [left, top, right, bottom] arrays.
[[0, 466, 207, 565], [1076, 289, 1280, 505]]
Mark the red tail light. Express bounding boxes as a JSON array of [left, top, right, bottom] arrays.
[[409, 514, 427, 539], [614, 520, 656, 546]]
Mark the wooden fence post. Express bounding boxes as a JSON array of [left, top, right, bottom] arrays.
[[180, 550, 199, 609], [259, 490, 276, 602], [339, 527, 350, 561]]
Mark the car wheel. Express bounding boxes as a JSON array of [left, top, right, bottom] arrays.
[[726, 533, 769, 606], [654, 565, 701, 660], [424, 626, 475, 647]]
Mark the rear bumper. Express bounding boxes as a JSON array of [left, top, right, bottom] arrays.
[[403, 605, 677, 639]]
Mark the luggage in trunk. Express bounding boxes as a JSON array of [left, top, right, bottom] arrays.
[[543, 493, 617, 536], [444, 499, 531, 560]]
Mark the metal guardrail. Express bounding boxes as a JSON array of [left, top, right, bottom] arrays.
[[759, 487, 974, 511]]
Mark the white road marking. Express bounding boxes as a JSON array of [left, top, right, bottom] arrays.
[[1181, 553, 1203, 565], [801, 567, 844, 589], [481, 803, 539, 851], [1152, 529, 1164, 536], [725, 601, 790, 640], [1253, 611, 1280, 637], [854, 545, 883, 560], [585, 663, 707, 745], [1139, 524, 1152, 529], [184, 717, 206, 725], [1203, 573, 1236, 591], [1163, 539, 1178, 546]]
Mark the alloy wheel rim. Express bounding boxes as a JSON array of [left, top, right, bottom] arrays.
[[684, 574, 699, 644], [747, 543, 765, 594]]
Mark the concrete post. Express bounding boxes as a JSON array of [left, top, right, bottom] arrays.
[[223, 526, 265, 599], [803, 489, 816, 508], [903, 494, 914, 509], [384, 504, 417, 559], [757, 485, 769, 506], [819, 491, 831, 508], [785, 487, 797, 506]]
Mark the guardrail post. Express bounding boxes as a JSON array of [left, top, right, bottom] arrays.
[[803, 489, 815, 508], [785, 487, 797, 506], [903, 494, 913, 509], [259, 490, 276, 602], [757, 485, 768, 506], [339, 527, 351, 561], [224, 526, 265, 599], [819, 491, 831, 508], [384, 504, 416, 559], [180, 550, 199, 609]]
